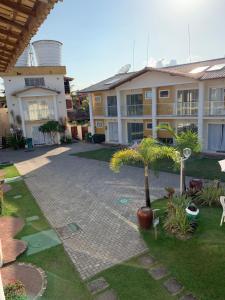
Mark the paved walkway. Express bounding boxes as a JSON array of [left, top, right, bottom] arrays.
[[0, 143, 186, 279]]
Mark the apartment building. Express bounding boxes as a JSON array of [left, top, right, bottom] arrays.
[[81, 58, 225, 153]]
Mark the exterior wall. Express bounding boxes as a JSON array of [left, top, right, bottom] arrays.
[[94, 119, 105, 134], [93, 92, 104, 116], [157, 86, 174, 115], [157, 119, 174, 138], [143, 119, 152, 138]]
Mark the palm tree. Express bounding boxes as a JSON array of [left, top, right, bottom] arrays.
[[157, 124, 201, 192], [110, 138, 180, 208]]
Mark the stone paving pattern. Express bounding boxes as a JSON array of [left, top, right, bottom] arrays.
[[163, 277, 184, 295], [2, 239, 27, 264], [87, 277, 109, 294], [0, 143, 187, 279]]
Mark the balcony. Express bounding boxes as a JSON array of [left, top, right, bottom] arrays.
[[205, 101, 225, 116], [176, 102, 198, 116], [24, 108, 55, 121], [107, 105, 117, 117], [121, 104, 151, 117]]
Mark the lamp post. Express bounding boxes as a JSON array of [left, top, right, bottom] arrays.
[[180, 148, 192, 195], [0, 239, 5, 300]]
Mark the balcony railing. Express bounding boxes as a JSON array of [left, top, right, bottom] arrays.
[[24, 108, 55, 121], [176, 102, 198, 116], [107, 105, 117, 117], [205, 101, 225, 116]]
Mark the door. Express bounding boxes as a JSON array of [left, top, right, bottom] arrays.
[[108, 122, 118, 142], [32, 125, 52, 145], [127, 123, 143, 143], [208, 124, 225, 151]]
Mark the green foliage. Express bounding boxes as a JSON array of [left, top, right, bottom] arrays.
[[195, 184, 224, 207], [84, 132, 92, 143], [164, 195, 193, 238], [110, 138, 180, 173], [60, 136, 72, 144], [4, 280, 27, 300], [8, 130, 26, 150], [39, 120, 64, 144]]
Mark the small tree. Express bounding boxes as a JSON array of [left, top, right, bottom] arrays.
[[157, 124, 201, 192], [39, 120, 63, 144], [110, 138, 180, 207]]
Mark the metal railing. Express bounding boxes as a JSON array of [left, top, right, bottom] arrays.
[[24, 108, 55, 121], [176, 102, 198, 116], [205, 101, 225, 116]]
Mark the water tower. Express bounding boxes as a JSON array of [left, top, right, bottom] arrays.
[[32, 40, 62, 66]]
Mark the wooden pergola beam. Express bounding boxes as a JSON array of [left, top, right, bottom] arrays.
[[0, 55, 9, 62], [0, 38, 16, 47], [0, 16, 24, 31], [0, 49, 11, 56], [0, 0, 36, 17], [0, 28, 20, 39]]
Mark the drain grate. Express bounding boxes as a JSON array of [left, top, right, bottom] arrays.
[[116, 198, 132, 205]]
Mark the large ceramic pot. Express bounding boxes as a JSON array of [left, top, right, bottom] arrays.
[[137, 206, 153, 230]]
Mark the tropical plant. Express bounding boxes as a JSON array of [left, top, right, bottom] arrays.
[[195, 184, 224, 207], [4, 280, 27, 300], [164, 195, 193, 238], [110, 138, 180, 207], [39, 120, 64, 144], [8, 128, 26, 150], [157, 124, 201, 192]]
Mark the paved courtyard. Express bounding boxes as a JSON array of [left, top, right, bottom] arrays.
[[0, 143, 183, 280]]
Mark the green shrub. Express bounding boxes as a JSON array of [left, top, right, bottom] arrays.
[[84, 132, 92, 143], [164, 195, 193, 239], [195, 184, 224, 207], [8, 130, 26, 150], [92, 134, 105, 143], [4, 280, 27, 300]]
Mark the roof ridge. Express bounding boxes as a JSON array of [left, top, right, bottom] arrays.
[[162, 57, 225, 69]]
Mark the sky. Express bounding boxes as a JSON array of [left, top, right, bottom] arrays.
[[21, 0, 225, 90]]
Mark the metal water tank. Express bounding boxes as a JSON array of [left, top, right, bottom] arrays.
[[32, 40, 62, 66], [15, 46, 30, 67]]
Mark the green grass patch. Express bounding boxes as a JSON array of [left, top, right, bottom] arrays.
[[0, 164, 20, 178], [74, 148, 225, 181], [142, 199, 225, 300], [3, 166, 91, 300]]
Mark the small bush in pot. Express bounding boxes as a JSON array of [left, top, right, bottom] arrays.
[[164, 195, 193, 239], [110, 138, 180, 229]]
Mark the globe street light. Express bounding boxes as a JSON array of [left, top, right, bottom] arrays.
[[180, 148, 192, 194]]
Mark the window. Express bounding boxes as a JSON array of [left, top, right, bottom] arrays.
[[107, 96, 117, 117], [127, 94, 143, 116], [95, 96, 102, 103], [127, 123, 144, 143], [144, 90, 152, 100], [177, 89, 198, 103], [25, 77, 45, 87], [159, 90, 170, 98], [177, 122, 198, 134], [146, 122, 152, 130], [95, 121, 103, 128], [209, 88, 225, 101]]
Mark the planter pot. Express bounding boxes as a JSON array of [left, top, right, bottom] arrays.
[[137, 206, 153, 230], [185, 207, 199, 221]]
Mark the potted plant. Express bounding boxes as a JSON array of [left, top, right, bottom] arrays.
[[110, 138, 180, 229]]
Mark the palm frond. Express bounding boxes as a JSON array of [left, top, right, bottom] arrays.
[[110, 148, 143, 172], [156, 124, 177, 138]]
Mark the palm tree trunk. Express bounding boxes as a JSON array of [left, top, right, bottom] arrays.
[[144, 165, 151, 207], [183, 160, 186, 192]]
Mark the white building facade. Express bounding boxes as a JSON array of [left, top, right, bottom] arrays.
[[2, 66, 68, 145]]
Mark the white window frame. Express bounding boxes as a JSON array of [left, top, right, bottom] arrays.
[[95, 121, 103, 128], [158, 122, 169, 130], [145, 122, 152, 130], [95, 96, 102, 103], [159, 89, 170, 99], [144, 90, 152, 100]]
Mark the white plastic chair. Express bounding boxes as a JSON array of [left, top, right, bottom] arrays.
[[220, 196, 225, 226]]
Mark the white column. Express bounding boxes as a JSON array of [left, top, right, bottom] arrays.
[[198, 82, 205, 146], [152, 87, 157, 139], [116, 90, 123, 144], [88, 93, 95, 135], [18, 97, 26, 137], [53, 95, 58, 120]]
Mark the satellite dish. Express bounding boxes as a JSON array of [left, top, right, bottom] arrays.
[[117, 64, 131, 74]]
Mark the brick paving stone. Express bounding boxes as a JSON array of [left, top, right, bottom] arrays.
[[138, 254, 156, 268], [95, 289, 118, 300], [148, 265, 169, 280], [163, 278, 184, 295], [0, 216, 25, 238], [87, 277, 109, 295], [179, 293, 198, 300], [2, 239, 27, 265]]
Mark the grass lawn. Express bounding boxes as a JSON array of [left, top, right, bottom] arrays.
[[142, 199, 225, 300], [0, 163, 20, 178], [2, 165, 91, 300], [74, 148, 225, 181]]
